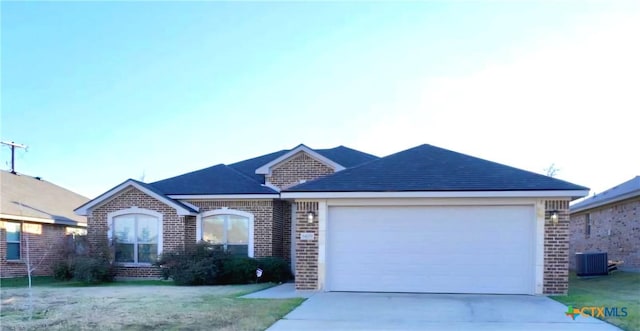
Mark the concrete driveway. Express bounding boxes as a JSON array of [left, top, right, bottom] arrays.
[[267, 292, 620, 331]]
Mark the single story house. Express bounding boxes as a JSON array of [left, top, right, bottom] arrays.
[[75, 144, 588, 294], [1, 170, 88, 278], [569, 176, 639, 271]]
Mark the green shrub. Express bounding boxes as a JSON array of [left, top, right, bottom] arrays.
[[219, 257, 258, 284], [53, 261, 74, 281], [256, 257, 291, 283], [156, 242, 227, 285], [51, 234, 114, 284], [157, 242, 292, 285], [73, 256, 114, 284]]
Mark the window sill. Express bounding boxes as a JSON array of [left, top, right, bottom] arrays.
[[6, 259, 24, 264], [115, 262, 155, 268]]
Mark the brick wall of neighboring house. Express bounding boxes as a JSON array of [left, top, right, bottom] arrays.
[[544, 200, 570, 295], [187, 200, 280, 258], [267, 152, 334, 190], [294, 201, 319, 290], [0, 220, 77, 278], [90, 187, 187, 278], [569, 197, 640, 270]]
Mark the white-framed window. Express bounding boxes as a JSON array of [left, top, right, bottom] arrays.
[[5, 222, 21, 260], [108, 208, 163, 265], [197, 209, 254, 257]]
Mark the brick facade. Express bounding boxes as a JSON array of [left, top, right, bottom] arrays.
[[543, 200, 570, 295], [267, 152, 334, 190], [569, 197, 639, 271], [89, 187, 188, 277], [294, 201, 319, 290], [0, 221, 79, 278]]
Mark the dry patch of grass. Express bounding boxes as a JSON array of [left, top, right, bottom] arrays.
[[0, 283, 304, 331]]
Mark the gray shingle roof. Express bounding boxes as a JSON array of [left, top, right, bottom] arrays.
[[286, 144, 589, 192], [1, 170, 89, 225], [150, 164, 278, 195], [570, 176, 640, 213]]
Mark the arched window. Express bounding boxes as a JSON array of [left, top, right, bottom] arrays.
[[108, 208, 162, 264], [198, 209, 253, 257]]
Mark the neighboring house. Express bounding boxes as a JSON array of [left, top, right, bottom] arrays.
[[569, 176, 640, 271], [1, 170, 88, 278], [76, 144, 588, 295]]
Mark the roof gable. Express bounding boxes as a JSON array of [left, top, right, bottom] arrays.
[[74, 179, 197, 216], [285, 144, 589, 194], [571, 176, 640, 213], [255, 144, 346, 175]]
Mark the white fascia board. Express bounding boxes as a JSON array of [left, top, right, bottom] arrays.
[[0, 213, 87, 227], [255, 145, 345, 175], [570, 189, 640, 214], [281, 190, 590, 200], [168, 194, 280, 200], [74, 180, 196, 216]]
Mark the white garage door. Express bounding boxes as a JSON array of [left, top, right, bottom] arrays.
[[327, 205, 534, 294]]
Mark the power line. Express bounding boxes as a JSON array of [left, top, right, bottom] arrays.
[[1, 141, 28, 174]]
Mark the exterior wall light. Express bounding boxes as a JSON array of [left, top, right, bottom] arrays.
[[547, 210, 559, 225], [307, 211, 315, 223]]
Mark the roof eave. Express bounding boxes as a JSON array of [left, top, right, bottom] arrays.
[[570, 188, 640, 214], [74, 179, 197, 216], [280, 190, 590, 200]]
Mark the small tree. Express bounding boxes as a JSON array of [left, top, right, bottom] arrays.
[[544, 163, 560, 177]]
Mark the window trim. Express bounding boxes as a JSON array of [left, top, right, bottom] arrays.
[[107, 207, 163, 266], [5, 221, 21, 261], [196, 208, 254, 258], [585, 213, 591, 238]]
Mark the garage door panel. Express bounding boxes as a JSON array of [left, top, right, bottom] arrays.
[[327, 205, 534, 294]]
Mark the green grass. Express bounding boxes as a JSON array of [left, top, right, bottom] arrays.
[[1, 283, 304, 330], [551, 271, 640, 331], [0, 276, 174, 288]]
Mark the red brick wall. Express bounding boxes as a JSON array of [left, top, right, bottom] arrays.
[[294, 201, 319, 290], [544, 200, 570, 295], [569, 197, 639, 270], [267, 152, 334, 190], [186, 200, 278, 257], [89, 187, 187, 278], [0, 221, 75, 278]]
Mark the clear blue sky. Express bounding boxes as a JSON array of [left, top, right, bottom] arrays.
[[2, 1, 638, 199]]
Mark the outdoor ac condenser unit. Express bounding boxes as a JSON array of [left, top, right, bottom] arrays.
[[575, 252, 608, 276]]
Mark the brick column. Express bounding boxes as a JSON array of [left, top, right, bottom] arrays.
[[544, 200, 570, 294], [295, 201, 319, 290]]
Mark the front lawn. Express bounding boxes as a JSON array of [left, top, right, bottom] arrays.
[[0, 276, 173, 288], [552, 271, 639, 331], [0, 283, 304, 330]]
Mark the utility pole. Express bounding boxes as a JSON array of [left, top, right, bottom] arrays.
[[1, 141, 28, 174]]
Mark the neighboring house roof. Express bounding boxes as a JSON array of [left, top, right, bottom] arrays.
[[286, 144, 589, 193], [151, 164, 278, 195], [74, 179, 198, 216], [570, 176, 640, 213], [1, 170, 88, 226]]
